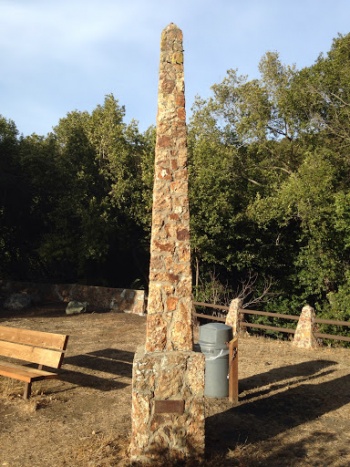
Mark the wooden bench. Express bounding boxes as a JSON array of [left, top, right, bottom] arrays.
[[0, 325, 69, 399]]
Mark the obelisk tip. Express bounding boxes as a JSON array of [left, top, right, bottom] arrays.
[[163, 22, 182, 32]]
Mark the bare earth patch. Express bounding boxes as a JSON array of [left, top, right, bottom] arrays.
[[0, 304, 349, 466]]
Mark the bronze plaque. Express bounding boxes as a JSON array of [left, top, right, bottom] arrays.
[[154, 400, 185, 414]]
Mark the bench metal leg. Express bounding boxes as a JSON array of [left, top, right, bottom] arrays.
[[23, 382, 32, 400]]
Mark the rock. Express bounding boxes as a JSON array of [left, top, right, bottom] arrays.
[[65, 301, 88, 315], [4, 293, 32, 310]]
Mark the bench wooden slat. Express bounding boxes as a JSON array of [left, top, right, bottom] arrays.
[[0, 325, 69, 399], [0, 361, 58, 383], [0, 341, 64, 368], [0, 325, 68, 351]]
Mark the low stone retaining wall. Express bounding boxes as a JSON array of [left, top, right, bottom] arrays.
[[0, 281, 145, 315]]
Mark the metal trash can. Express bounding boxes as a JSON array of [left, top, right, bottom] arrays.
[[199, 323, 233, 398]]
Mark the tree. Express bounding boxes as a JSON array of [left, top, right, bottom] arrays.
[[187, 53, 303, 304], [0, 116, 26, 278], [188, 34, 350, 314], [41, 94, 153, 286]]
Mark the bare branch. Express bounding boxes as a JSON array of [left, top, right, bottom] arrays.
[[235, 271, 276, 308], [247, 177, 264, 186]]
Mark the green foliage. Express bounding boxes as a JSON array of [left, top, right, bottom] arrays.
[[45, 94, 153, 285], [188, 32, 350, 326], [0, 96, 153, 287], [2, 32, 350, 336], [0, 116, 23, 277]]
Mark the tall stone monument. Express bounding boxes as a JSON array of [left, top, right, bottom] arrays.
[[129, 24, 205, 463]]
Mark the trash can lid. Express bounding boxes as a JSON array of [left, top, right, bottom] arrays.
[[199, 323, 232, 345]]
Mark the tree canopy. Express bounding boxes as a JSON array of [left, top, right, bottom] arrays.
[[2, 33, 350, 323]]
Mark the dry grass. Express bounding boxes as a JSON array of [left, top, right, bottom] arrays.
[[0, 304, 349, 466]]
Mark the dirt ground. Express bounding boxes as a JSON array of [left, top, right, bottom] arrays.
[[0, 304, 349, 467]]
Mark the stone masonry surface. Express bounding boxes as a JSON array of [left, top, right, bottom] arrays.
[[293, 305, 319, 349], [145, 23, 193, 353], [0, 281, 145, 315], [130, 347, 205, 461], [129, 23, 205, 462]]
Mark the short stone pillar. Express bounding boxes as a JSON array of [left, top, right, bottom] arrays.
[[226, 298, 243, 335], [129, 23, 205, 463], [293, 305, 319, 349]]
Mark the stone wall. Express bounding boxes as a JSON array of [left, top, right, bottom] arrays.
[[0, 281, 145, 315]]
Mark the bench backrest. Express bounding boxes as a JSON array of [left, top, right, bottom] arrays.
[[0, 325, 69, 369]]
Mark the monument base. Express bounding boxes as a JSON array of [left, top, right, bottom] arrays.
[[129, 348, 205, 463]]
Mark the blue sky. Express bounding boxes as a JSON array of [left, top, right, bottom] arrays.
[[1, 0, 350, 136]]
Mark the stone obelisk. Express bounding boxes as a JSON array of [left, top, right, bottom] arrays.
[[145, 22, 193, 353], [129, 23, 205, 463]]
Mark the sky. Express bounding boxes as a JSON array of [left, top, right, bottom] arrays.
[[1, 0, 350, 137]]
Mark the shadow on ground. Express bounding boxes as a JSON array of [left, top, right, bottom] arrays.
[[239, 359, 337, 400], [60, 348, 134, 391], [206, 359, 350, 464]]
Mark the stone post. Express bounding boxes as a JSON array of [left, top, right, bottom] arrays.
[[226, 298, 243, 335], [129, 24, 205, 463], [292, 305, 319, 349]]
